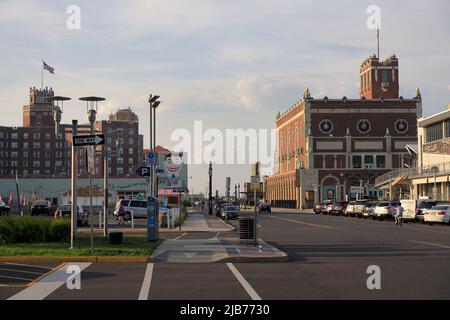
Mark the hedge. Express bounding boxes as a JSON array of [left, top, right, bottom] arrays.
[[0, 217, 70, 244]]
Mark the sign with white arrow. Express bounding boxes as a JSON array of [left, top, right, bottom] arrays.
[[73, 134, 105, 146]]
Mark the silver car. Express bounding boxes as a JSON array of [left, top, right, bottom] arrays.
[[114, 199, 148, 220]]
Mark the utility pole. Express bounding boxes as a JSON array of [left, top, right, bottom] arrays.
[[148, 94, 161, 198], [208, 162, 213, 215], [70, 120, 78, 249], [103, 137, 108, 237]]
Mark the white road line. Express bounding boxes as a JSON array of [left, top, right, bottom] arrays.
[[138, 263, 154, 300], [408, 240, 450, 249], [266, 215, 332, 229], [226, 263, 262, 300], [8, 263, 91, 300], [174, 233, 187, 240]]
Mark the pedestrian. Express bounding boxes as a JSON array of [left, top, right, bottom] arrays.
[[395, 204, 403, 226], [118, 207, 126, 226]]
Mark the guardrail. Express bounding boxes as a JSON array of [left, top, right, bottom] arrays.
[[374, 161, 450, 187]]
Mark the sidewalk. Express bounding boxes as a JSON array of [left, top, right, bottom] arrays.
[[180, 213, 234, 232], [240, 207, 315, 214], [150, 237, 288, 263]]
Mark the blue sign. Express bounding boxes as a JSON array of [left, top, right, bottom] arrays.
[[147, 151, 156, 165]]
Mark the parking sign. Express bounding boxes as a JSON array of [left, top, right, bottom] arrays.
[[147, 151, 156, 165]]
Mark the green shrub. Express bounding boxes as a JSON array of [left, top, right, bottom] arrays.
[[48, 219, 70, 242], [0, 217, 72, 244], [0, 219, 13, 245]]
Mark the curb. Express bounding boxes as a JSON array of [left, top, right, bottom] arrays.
[[0, 256, 150, 263]]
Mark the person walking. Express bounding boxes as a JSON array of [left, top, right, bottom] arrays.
[[395, 204, 404, 226]]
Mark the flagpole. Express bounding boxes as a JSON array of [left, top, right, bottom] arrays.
[[377, 28, 380, 59], [41, 60, 44, 89]]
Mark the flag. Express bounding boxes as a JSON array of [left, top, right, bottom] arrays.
[[43, 61, 55, 74]]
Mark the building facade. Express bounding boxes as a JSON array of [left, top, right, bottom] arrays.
[[412, 105, 450, 200], [265, 54, 422, 209]]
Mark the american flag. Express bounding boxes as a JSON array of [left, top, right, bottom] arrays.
[[43, 61, 55, 74]]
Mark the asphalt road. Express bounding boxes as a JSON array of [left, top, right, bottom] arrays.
[[1, 210, 450, 300]]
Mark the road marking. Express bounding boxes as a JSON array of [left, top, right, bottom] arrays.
[[226, 263, 262, 300], [8, 263, 91, 300], [0, 267, 44, 276], [266, 215, 332, 229], [4, 262, 53, 270], [138, 263, 154, 300], [408, 240, 450, 249], [0, 274, 33, 282], [174, 233, 187, 240]]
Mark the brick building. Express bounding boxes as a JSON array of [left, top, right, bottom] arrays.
[[265, 54, 423, 209], [0, 87, 143, 178]]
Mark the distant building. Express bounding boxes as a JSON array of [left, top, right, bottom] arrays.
[[0, 87, 143, 178], [265, 54, 422, 209]]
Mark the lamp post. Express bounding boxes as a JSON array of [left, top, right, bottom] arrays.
[[208, 162, 213, 215], [148, 94, 160, 198], [79, 96, 106, 249]]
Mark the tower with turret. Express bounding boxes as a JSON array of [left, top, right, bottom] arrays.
[[23, 87, 55, 127]]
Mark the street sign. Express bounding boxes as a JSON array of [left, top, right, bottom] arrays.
[[86, 146, 95, 175], [251, 176, 261, 191], [136, 166, 151, 177], [147, 151, 156, 166], [158, 178, 182, 189], [73, 134, 105, 146], [172, 188, 186, 193]]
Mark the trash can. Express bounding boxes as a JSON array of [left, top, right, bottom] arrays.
[[239, 217, 255, 243]]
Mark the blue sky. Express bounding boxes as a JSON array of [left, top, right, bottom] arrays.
[[0, 0, 449, 194]]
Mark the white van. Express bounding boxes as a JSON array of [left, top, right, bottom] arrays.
[[400, 200, 417, 222]]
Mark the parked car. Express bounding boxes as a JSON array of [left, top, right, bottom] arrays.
[[373, 201, 400, 220], [258, 203, 271, 213], [415, 200, 438, 224], [424, 204, 450, 225], [313, 203, 323, 214], [344, 201, 356, 217], [354, 200, 369, 218], [423, 205, 450, 225], [220, 205, 239, 220], [321, 201, 334, 215], [31, 200, 52, 216], [55, 204, 89, 226], [363, 202, 378, 219], [0, 200, 11, 216], [331, 201, 348, 216], [114, 199, 148, 221]]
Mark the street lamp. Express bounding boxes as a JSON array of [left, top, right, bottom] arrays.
[[79, 96, 106, 248], [208, 162, 213, 215], [148, 94, 161, 198]]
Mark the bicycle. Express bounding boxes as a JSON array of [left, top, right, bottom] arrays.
[[394, 215, 403, 227]]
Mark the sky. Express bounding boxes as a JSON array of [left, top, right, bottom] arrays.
[[0, 0, 449, 195]]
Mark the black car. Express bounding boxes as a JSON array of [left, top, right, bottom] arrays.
[[258, 203, 271, 213], [415, 200, 438, 224], [31, 200, 52, 216], [330, 201, 349, 216], [55, 204, 89, 226]]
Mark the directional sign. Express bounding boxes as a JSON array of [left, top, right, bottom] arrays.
[[73, 134, 105, 147], [147, 151, 156, 166], [136, 166, 151, 177]]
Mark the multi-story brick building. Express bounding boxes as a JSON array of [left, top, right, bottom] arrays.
[[265, 54, 423, 209], [0, 87, 143, 178]]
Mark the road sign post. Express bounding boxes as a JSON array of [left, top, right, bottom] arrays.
[[251, 175, 261, 245]]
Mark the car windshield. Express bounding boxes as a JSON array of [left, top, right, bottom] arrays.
[[355, 201, 368, 205], [430, 206, 449, 211], [60, 205, 70, 210], [224, 206, 237, 211], [35, 201, 49, 206]]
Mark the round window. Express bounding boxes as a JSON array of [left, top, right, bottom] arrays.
[[395, 119, 408, 133], [357, 119, 371, 134], [319, 119, 334, 134]]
